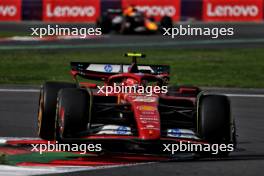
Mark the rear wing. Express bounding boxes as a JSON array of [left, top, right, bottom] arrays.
[[70, 62, 170, 81]]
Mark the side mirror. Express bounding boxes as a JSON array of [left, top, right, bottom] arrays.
[[79, 82, 97, 89]]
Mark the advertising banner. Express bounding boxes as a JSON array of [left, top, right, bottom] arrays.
[[43, 0, 100, 22], [0, 0, 21, 21], [122, 0, 181, 21], [203, 0, 263, 22]]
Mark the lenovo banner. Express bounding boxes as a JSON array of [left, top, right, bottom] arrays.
[[0, 0, 21, 21], [43, 0, 100, 22], [203, 0, 263, 22], [122, 0, 181, 21]]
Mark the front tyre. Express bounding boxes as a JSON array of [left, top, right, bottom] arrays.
[[160, 16, 173, 30], [197, 94, 235, 157], [97, 15, 112, 34], [56, 88, 91, 140]]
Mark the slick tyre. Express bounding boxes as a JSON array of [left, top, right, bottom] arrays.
[[160, 16, 173, 30], [197, 94, 231, 143], [37, 82, 76, 140], [56, 88, 91, 140], [197, 94, 233, 157], [97, 16, 111, 34]]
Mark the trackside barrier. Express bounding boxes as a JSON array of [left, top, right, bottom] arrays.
[[100, 0, 121, 15], [42, 0, 100, 22], [122, 0, 181, 21], [0, 0, 264, 22], [181, 0, 203, 21], [0, 0, 21, 21], [22, 0, 42, 20]]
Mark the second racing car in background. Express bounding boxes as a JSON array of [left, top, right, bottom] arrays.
[[97, 6, 173, 34], [37, 53, 236, 157]]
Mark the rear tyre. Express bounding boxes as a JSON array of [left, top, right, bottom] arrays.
[[97, 15, 112, 34], [37, 82, 76, 140], [160, 16, 173, 29], [56, 88, 91, 140], [197, 94, 234, 156]]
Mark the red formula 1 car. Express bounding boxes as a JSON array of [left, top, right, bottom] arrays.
[[37, 53, 236, 157]]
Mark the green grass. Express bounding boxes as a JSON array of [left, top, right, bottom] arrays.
[[0, 31, 29, 38], [0, 48, 264, 88], [0, 153, 7, 164]]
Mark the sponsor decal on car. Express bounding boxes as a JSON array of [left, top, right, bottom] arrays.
[[96, 125, 132, 135], [104, 64, 113, 73], [87, 64, 121, 73], [141, 111, 156, 115], [117, 126, 130, 135], [167, 128, 199, 139], [168, 128, 181, 137], [0, 0, 21, 21], [133, 96, 157, 102], [139, 117, 159, 121], [137, 105, 156, 111]]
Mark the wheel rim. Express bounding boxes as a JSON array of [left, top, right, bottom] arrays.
[[37, 89, 44, 136], [58, 103, 65, 137]]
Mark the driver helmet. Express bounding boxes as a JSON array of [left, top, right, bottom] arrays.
[[124, 78, 138, 86], [124, 5, 137, 17]]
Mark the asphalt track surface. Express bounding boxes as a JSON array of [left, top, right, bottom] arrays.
[[0, 22, 264, 49], [0, 87, 264, 175]]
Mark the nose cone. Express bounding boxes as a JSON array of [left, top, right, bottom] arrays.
[[140, 129, 161, 140], [126, 95, 161, 140], [135, 103, 161, 140]]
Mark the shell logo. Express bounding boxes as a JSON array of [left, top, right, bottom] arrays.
[[138, 105, 156, 111]]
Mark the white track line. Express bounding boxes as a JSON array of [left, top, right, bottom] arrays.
[[0, 163, 152, 176], [1, 38, 264, 50], [0, 136, 152, 176], [0, 164, 149, 176], [0, 89, 39, 93], [0, 165, 91, 176], [225, 94, 264, 98]]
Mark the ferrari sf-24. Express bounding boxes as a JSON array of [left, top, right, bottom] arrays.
[[37, 53, 236, 157]]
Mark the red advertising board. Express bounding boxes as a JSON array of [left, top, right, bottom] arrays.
[[43, 0, 100, 22], [122, 0, 181, 21], [0, 0, 21, 21], [203, 0, 263, 22]]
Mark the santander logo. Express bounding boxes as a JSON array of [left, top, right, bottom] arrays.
[[46, 4, 96, 17], [135, 6, 176, 17], [207, 3, 259, 17], [0, 6, 17, 17]]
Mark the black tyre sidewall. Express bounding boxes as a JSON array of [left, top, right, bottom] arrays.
[[98, 15, 112, 34], [160, 16, 173, 30], [198, 94, 231, 143], [56, 88, 90, 139]]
